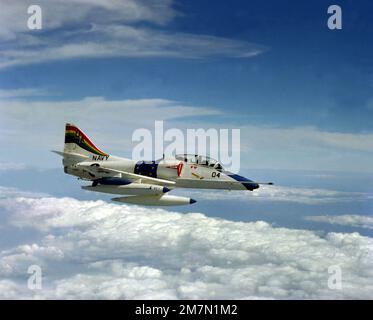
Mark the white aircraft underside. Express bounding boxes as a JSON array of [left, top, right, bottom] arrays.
[[53, 124, 272, 206]]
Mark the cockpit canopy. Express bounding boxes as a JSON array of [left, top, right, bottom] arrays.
[[175, 154, 224, 171]]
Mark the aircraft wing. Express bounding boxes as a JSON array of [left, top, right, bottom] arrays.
[[76, 163, 176, 186], [177, 178, 272, 185], [176, 178, 272, 190]]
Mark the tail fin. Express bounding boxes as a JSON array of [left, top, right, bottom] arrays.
[[64, 123, 109, 160]]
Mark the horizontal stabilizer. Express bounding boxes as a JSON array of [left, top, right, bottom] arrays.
[[51, 150, 89, 160]]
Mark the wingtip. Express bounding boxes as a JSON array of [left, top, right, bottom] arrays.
[[189, 198, 197, 204]]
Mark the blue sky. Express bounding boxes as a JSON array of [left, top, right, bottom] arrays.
[[1, 1, 373, 174], [0, 0, 372, 176], [0, 0, 373, 299], [2, 0, 373, 132], [0, 0, 372, 220]]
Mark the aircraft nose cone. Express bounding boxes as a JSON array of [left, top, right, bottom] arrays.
[[252, 183, 260, 190], [189, 198, 197, 204]]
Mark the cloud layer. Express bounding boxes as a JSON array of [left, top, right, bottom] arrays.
[[2, 93, 373, 172], [0, 0, 264, 69], [183, 185, 373, 205], [0, 187, 372, 299], [0, 162, 27, 171], [0, 96, 220, 153], [305, 215, 373, 230]]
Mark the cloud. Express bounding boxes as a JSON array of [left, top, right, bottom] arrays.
[[0, 162, 28, 171], [0, 0, 176, 40], [0, 96, 221, 152], [160, 117, 373, 172], [0, 187, 372, 299], [241, 126, 373, 153], [0, 1, 265, 69], [305, 215, 373, 230], [2, 94, 373, 173], [0, 186, 48, 199], [236, 125, 373, 172], [0, 88, 49, 99], [182, 185, 373, 205]]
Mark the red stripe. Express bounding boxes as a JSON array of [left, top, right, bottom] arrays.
[[177, 162, 183, 177], [66, 125, 106, 155]]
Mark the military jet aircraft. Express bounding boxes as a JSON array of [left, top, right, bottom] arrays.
[[53, 124, 272, 206]]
